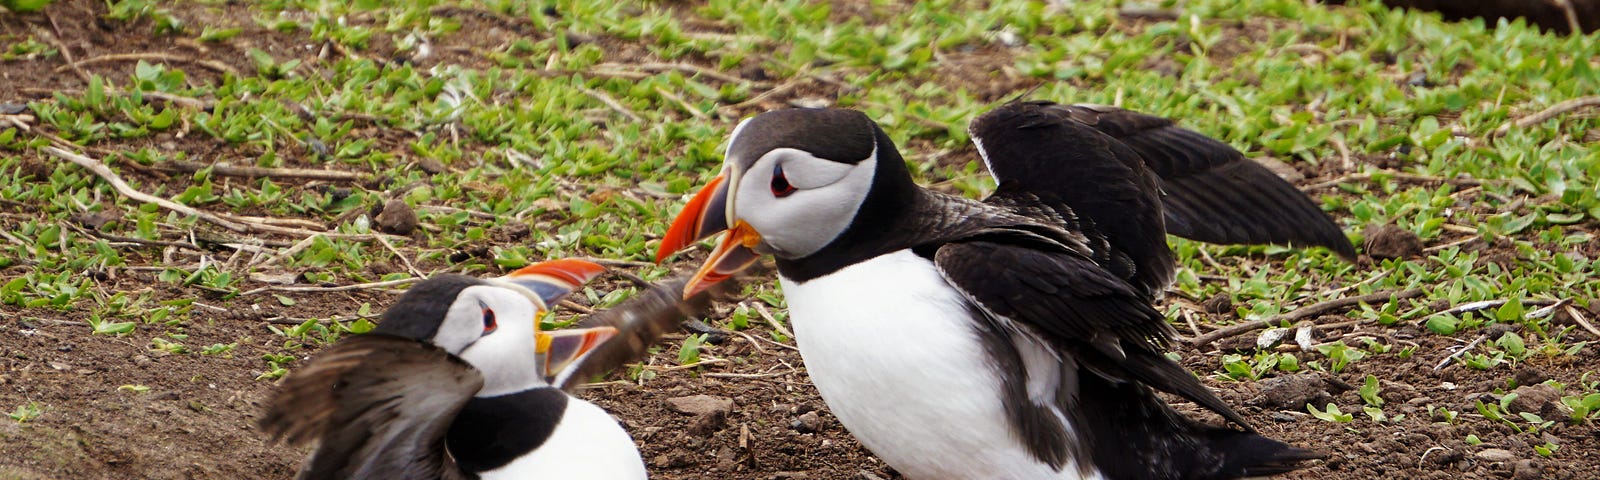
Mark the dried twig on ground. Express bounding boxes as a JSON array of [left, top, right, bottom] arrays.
[[1565, 305, 1600, 337], [48, 146, 251, 233], [1304, 170, 1485, 190], [595, 62, 761, 86], [577, 86, 643, 122], [142, 160, 364, 182], [655, 86, 709, 120], [240, 277, 420, 296], [1189, 289, 1425, 347], [1434, 334, 1487, 371], [51, 146, 401, 241], [1490, 95, 1600, 138], [55, 52, 241, 76], [749, 301, 795, 341]]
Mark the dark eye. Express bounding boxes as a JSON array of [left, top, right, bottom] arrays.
[[771, 164, 796, 197], [481, 308, 497, 334]]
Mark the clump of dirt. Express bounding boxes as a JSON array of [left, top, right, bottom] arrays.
[[373, 198, 419, 235], [1363, 224, 1424, 260]]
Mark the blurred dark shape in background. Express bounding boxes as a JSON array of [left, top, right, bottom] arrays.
[[1326, 0, 1597, 34]]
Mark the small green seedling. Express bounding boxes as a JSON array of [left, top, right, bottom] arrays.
[[678, 333, 708, 365], [8, 402, 42, 422], [1359, 375, 1384, 407], [1308, 403, 1354, 423]]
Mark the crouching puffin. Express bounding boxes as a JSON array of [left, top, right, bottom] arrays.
[[656, 103, 1331, 479], [260, 259, 648, 480]]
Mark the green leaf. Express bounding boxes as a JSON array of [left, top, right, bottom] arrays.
[[198, 26, 242, 42], [1359, 375, 1384, 407], [1426, 315, 1460, 335], [1308, 403, 1353, 423], [0, 0, 54, 12], [1495, 299, 1525, 322], [1496, 332, 1526, 357], [677, 333, 707, 365]]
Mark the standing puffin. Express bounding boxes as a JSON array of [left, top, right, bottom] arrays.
[[655, 102, 1335, 479], [260, 259, 648, 480]]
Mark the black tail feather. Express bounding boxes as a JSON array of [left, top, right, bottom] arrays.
[[1069, 356, 1323, 480]]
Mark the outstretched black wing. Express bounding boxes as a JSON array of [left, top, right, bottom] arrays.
[[260, 335, 480, 480], [970, 102, 1174, 297], [972, 101, 1357, 267]]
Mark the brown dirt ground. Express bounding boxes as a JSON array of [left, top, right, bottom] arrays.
[[3, 0, 1598, 479]]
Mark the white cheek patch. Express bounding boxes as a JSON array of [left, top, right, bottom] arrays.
[[434, 289, 492, 354], [767, 148, 856, 189], [453, 287, 547, 396], [736, 149, 878, 259]]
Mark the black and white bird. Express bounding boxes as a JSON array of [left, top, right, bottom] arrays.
[[656, 102, 1341, 479], [260, 259, 648, 480]]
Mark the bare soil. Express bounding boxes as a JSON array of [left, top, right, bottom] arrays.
[[2, 1, 1597, 479]]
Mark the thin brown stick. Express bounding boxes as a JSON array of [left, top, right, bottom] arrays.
[[240, 277, 420, 296], [702, 371, 791, 379], [55, 52, 241, 76], [68, 223, 202, 251], [36, 17, 91, 83], [558, 300, 594, 314], [52, 147, 390, 240], [643, 358, 730, 372], [18, 87, 209, 110], [1565, 305, 1600, 337], [749, 301, 795, 341], [721, 75, 810, 112], [576, 86, 643, 123], [655, 86, 709, 120], [1434, 334, 1487, 371], [1304, 170, 1485, 190], [418, 205, 497, 220], [1189, 289, 1425, 347], [1555, 0, 1583, 34], [596, 62, 760, 86], [142, 160, 364, 182], [48, 146, 250, 233], [375, 235, 425, 278], [1491, 95, 1600, 138]]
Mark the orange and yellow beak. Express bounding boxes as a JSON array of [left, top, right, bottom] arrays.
[[656, 173, 762, 299], [536, 325, 618, 381], [499, 259, 619, 382], [499, 259, 608, 309]]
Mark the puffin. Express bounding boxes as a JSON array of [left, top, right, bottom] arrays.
[[655, 102, 1338, 479], [259, 259, 649, 480]]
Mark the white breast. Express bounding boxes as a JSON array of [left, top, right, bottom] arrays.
[[780, 250, 1103, 480], [478, 398, 646, 480]]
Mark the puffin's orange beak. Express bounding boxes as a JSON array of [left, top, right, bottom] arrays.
[[656, 173, 761, 299], [500, 259, 607, 308], [536, 325, 618, 381]]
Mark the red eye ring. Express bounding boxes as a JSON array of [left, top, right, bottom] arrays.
[[771, 164, 796, 197], [481, 308, 497, 334]]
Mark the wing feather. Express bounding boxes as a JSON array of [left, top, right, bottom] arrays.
[[933, 240, 1251, 429], [260, 335, 481, 480]]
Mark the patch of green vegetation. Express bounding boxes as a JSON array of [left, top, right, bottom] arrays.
[[1, 35, 57, 61], [1308, 402, 1354, 423], [0, 0, 1593, 396], [7, 402, 42, 423]]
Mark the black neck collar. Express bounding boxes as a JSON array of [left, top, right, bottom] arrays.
[[445, 387, 568, 474]]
